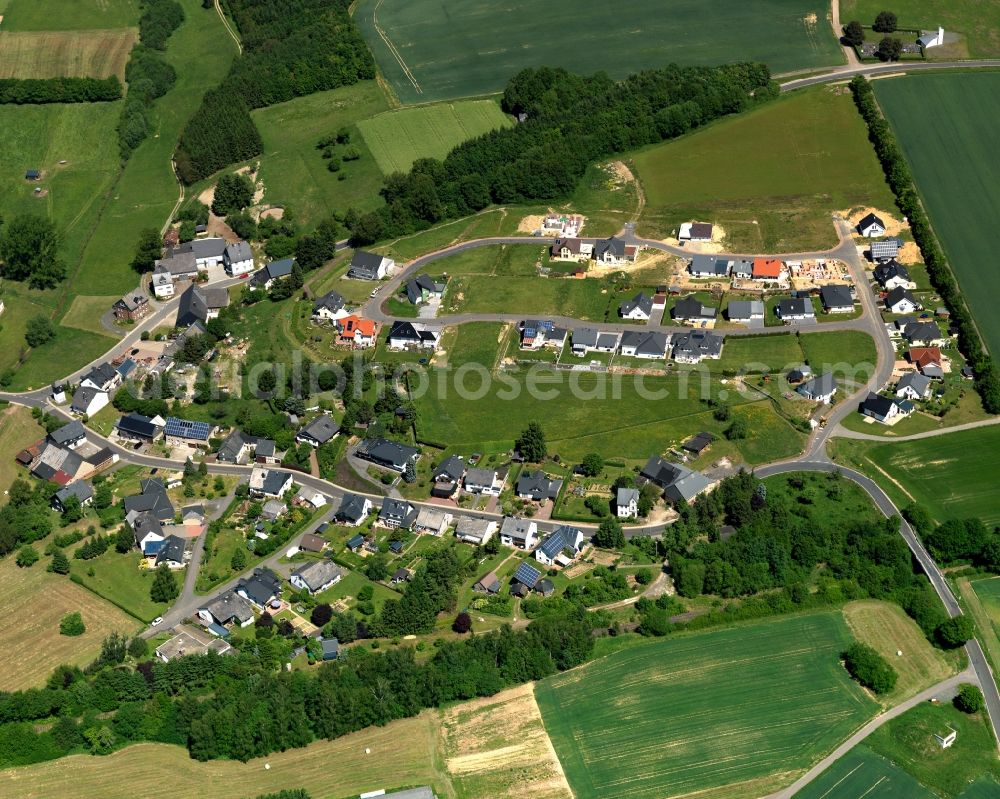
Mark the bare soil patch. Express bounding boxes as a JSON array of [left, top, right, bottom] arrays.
[[517, 214, 546, 234], [843, 206, 909, 237]]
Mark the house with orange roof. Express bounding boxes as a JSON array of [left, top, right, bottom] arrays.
[[336, 315, 377, 348], [908, 347, 944, 379], [752, 258, 785, 282]]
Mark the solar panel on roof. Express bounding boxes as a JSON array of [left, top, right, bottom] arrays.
[[513, 561, 541, 587], [164, 417, 211, 440]]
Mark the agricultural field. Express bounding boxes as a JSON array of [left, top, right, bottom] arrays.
[[535, 612, 877, 799], [832, 426, 1000, 526], [634, 86, 896, 252], [874, 73, 1000, 357], [358, 99, 512, 173], [964, 577, 1000, 678], [354, 0, 843, 105], [0, 535, 140, 692], [0, 0, 138, 30], [0, 29, 137, 79], [794, 747, 938, 799]]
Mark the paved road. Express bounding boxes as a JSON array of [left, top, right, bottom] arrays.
[[780, 59, 1000, 92], [834, 415, 1000, 442]]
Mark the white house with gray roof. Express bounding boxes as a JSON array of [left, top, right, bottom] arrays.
[[290, 560, 345, 594], [617, 487, 639, 518], [571, 327, 620, 355], [727, 299, 765, 323], [796, 373, 837, 403], [619, 330, 669, 359], [896, 372, 931, 400], [248, 467, 293, 499], [619, 292, 654, 320], [348, 250, 393, 280], [223, 240, 254, 277]]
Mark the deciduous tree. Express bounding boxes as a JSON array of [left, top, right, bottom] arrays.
[[0, 214, 65, 288]]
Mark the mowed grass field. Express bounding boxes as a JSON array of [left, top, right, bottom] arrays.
[[354, 0, 843, 105], [0, 405, 44, 493], [0, 0, 138, 30], [0, 28, 137, 79], [358, 99, 512, 173], [875, 74, 1000, 357], [634, 86, 896, 252], [794, 747, 938, 799], [535, 612, 877, 799]]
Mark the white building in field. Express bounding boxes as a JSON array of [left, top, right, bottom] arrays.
[[918, 27, 944, 48]]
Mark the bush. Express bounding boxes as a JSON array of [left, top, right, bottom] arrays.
[[452, 612, 472, 634], [954, 683, 985, 713], [935, 616, 974, 649], [16, 545, 39, 568], [59, 612, 85, 637], [842, 642, 897, 694], [310, 603, 333, 627]]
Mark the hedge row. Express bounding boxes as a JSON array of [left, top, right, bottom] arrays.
[[0, 76, 121, 105], [850, 76, 1000, 413]]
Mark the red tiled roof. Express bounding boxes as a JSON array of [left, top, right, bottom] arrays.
[[908, 347, 942, 368], [752, 258, 783, 278]]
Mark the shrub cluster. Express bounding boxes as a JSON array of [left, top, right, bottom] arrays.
[[118, 46, 177, 160], [139, 0, 185, 50], [842, 642, 897, 694], [0, 76, 121, 105]]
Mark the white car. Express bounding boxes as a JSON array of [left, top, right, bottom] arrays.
[[151, 616, 164, 627], [369, 287, 380, 298]]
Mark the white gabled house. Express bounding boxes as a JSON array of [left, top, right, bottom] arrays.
[[616, 487, 639, 519], [857, 212, 886, 238]]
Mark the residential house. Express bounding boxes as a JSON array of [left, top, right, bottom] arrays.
[[640, 456, 712, 504], [474, 571, 501, 594], [516, 471, 562, 502], [550, 237, 594, 260], [797, 373, 837, 403], [619, 292, 654, 320], [222, 241, 254, 277], [296, 415, 339, 447], [909, 347, 943, 376], [455, 517, 497, 545], [80, 362, 122, 392], [254, 439, 280, 464], [519, 319, 567, 350], [857, 212, 886, 238], [617, 487, 639, 518], [860, 392, 913, 424], [71, 386, 109, 418], [178, 237, 227, 269], [752, 258, 784, 282], [593, 236, 637, 264], [356, 438, 420, 472], [787, 365, 813, 384], [731, 259, 754, 280], [672, 330, 724, 363], [298, 533, 327, 553], [885, 287, 920, 315], [164, 417, 213, 446], [500, 517, 538, 549], [248, 467, 293, 499], [413, 507, 452, 536], [115, 413, 164, 444], [727, 300, 765, 323], [896, 372, 931, 400], [335, 315, 377, 347], [313, 290, 347, 321], [388, 320, 439, 350], [249, 257, 296, 290], [391, 568, 410, 585], [679, 222, 713, 242], [123, 478, 174, 522], [175, 284, 229, 327], [199, 592, 254, 627], [347, 250, 393, 280], [320, 638, 340, 661], [155, 535, 187, 569], [131, 511, 165, 556], [873, 260, 915, 290], [51, 481, 93, 513], [261, 499, 286, 522], [775, 297, 815, 322], [619, 330, 669, 359], [216, 429, 256, 464], [379, 497, 416, 529], [535, 525, 584, 567], [571, 327, 620, 356], [113, 291, 151, 321], [153, 250, 198, 285], [236, 567, 282, 609], [432, 454, 465, 498], [902, 321, 945, 347], [151, 268, 174, 299], [512, 561, 542, 595], [820, 284, 854, 313], [672, 296, 716, 324], [464, 467, 505, 496], [335, 493, 372, 526], [156, 626, 232, 662], [688, 256, 730, 279], [405, 274, 445, 305], [290, 560, 345, 595], [50, 420, 87, 449], [870, 238, 902, 261]]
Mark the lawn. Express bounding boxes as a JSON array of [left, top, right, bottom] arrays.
[[250, 81, 390, 228], [0, 28, 137, 79], [354, 0, 843, 105], [633, 86, 896, 252], [73, 549, 172, 622], [535, 611, 878, 799], [358, 98, 513, 173], [799, 330, 878, 375], [875, 73, 1000, 357], [1, 0, 138, 30], [0, 405, 44, 493], [439, 322, 512, 370], [0, 537, 140, 692], [60, 294, 121, 336], [794, 746, 938, 799]]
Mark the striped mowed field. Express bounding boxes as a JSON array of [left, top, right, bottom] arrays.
[[535, 612, 878, 799], [794, 747, 937, 799], [357, 99, 512, 174], [0, 29, 137, 79]]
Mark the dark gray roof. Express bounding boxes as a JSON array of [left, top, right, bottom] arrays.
[[885, 286, 918, 310], [797, 373, 837, 399], [183, 237, 226, 259], [672, 330, 723, 360], [861, 392, 898, 419], [55, 481, 93, 506], [516, 471, 562, 500], [620, 330, 668, 358], [434, 454, 465, 482], [176, 284, 229, 327], [640, 456, 711, 503], [117, 413, 160, 440], [255, 438, 276, 458], [617, 487, 639, 506], [155, 535, 186, 566], [358, 437, 420, 470], [820, 284, 853, 309], [238, 568, 282, 607], [857, 212, 884, 231], [313, 290, 345, 313], [897, 372, 931, 396], [348, 250, 386, 278], [124, 478, 174, 521], [572, 327, 599, 349], [619, 292, 654, 317], [298, 415, 339, 445], [217, 429, 252, 463], [727, 300, 764, 320], [538, 525, 582, 560], [380, 497, 415, 523], [336, 493, 369, 523], [672, 296, 715, 321], [81, 362, 118, 389], [776, 297, 813, 317], [903, 321, 940, 343], [71, 386, 105, 413], [594, 236, 630, 259], [224, 241, 252, 262], [50, 420, 86, 446], [689, 255, 730, 277], [873, 260, 910, 285]]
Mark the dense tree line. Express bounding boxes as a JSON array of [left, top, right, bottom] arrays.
[[904, 504, 1000, 569], [118, 46, 177, 160], [139, 0, 185, 50], [346, 63, 778, 243], [0, 76, 121, 105], [175, 0, 373, 183], [851, 76, 1000, 413]]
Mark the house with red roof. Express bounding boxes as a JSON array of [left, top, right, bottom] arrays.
[[752, 258, 785, 282]]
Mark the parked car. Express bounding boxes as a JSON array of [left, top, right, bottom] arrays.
[[151, 616, 163, 627]]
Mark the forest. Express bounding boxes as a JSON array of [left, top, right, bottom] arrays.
[[345, 62, 778, 243], [0, 77, 121, 105]]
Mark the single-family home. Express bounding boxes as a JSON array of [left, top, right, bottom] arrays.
[[500, 517, 538, 549], [298, 533, 327, 554], [885, 287, 920, 315], [379, 497, 416, 529], [616, 487, 639, 518], [902, 321, 944, 347], [688, 256, 730, 279], [223, 240, 254, 277], [909, 347, 943, 375], [640, 456, 712, 504], [71, 386, 108, 418], [727, 299, 765, 323], [873, 260, 914, 290], [131, 511, 166, 556], [918, 26, 945, 48], [870, 238, 902, 262], [391, 567, 410, 585], [51, 481, 94, 513], [464, 467, 505, 496], [347, 250, 393, 280], [857, 212, 886, 238], [250, 257, 296, 291], [116, 412, 164, 444], [216, 429, 256, 464], [535, 525, 584, 567], [519, 319, 564, 350], [178, 237, 227, 270], [335, 315, 377, 347], [155, 535, 187, 569], [432, 454, 465, 498], [155, 626, 232, 662], [113, 291, 151, 322], [861, 392, 913, 424], [405, 274, 445, 304], [290, 560, 345, 595], [199, 592, 254, 628], [550, 237, 594, 261], [175, 284, 230, 327], [334, 493, 372, 526], [775, 297, 815, 322], [474, 571, 501, 594], [672, 296, 716, 324], [512, 561, 542, 595], [151, 269, 175, 299], [570, 327, 620, 356], [731, 259, 754, 280], [50, 420, 87, 449], [313, 290, 347, 321], [388, 320, 440, 350], [672, 330, 724, 363], [319, 638, 340, 661], [356, 437, 420, 472], [248, 466, 293, 499], [516, 471, 562, 502], [455, 517, 497, 546], [619, 330, 669, 359], [80, 362, 122, 393], [164, 417, 212, 446], [236, 567, 282, 609], [296, 415, 339, 447], [820, 284, 854, 314], [413, 507, 452, 536], [896, 372, 932, 400], [797, 373, 837, 403], [123, 478, 174, 522], [619, 292, 654, 320], [261, 499, 286, 522], [752, 258, 784, 282], [153, 251, 198, 286], [787, 365, 813, 384], [679, 222, 713, 242], [593, 236, 637, 264]]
